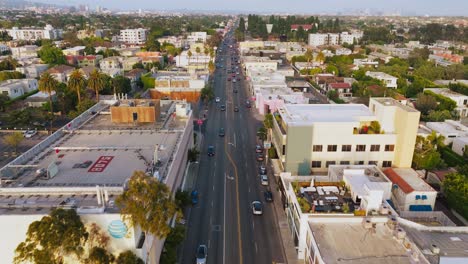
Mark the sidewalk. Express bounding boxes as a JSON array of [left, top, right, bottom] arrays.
[[268, 160, 301, 264], [181, 131, 203, 191]]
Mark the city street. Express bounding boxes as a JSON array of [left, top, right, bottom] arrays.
[[180, 33, 286, 264]]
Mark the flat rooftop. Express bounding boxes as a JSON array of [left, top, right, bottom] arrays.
[[405, 228, 468, 264], [425, 88, 467, 98], [371, 98, 419, 112], [278, 104, 375, 125], [309, 223, 411, 264], [426, 121, 468, 135], [391, 168, 435, 192]]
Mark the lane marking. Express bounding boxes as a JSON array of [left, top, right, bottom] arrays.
[[255, 242, 258, 254]]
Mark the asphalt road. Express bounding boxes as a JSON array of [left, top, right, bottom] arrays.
[[180, 32, 285, 264]]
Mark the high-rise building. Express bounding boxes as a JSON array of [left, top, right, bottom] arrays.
[[119, 28, 148, 44]]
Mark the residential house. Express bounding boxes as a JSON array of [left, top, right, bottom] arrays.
[[62, 46, 86, 56], [365, 71, 398, 88], [0, 79, 38, 99], [425, 120, 468, 145], [424, 88, 468, 118], [99, 56, 123, 77], [15, 64, 48, 78], [47, 65, 75, 83], [290, 24, 313, 31], [24, 91, 56, 107], [66, 55, 103, 67], [368, 52, 394, 63], [452, 137, 468, 156], [10, 45, 39, 59], [352, 58, 379, 70], [123, 57, 142, 71], [335, 48, 352, 56], [327, 82, 352, 98], [124, 68, 147, 90]]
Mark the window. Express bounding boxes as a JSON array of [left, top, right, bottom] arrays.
[[327, 145, 337, 152], [311, 161, 321, 168], [340, 161, 350, 165], [326, 161, 336, 168], [341, 145, 351, 152], [382, 161, 392, 167], [282, 145, 286, 155], [313, 145, 323, 152], [385, 145, 395, 152], [356, 145, 366, 152], [368, 161, 378, 165], [355, 161, 364, 165], [370, 145, 380, 152]]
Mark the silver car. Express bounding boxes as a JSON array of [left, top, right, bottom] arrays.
[[196, 245, 207, 264]]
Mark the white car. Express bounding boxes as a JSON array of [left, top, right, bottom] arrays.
[[261, 175, 268, 186], [252, 201, 263, 215], [23, 130, 37, 138], [215, 97, 221, 103], [196, 245, 207, 264]]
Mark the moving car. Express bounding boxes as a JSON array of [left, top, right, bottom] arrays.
[[196, 245, 207, 264], [215, 97, 220, 103], [220, 105, 226, 111], [191, 190, 199, 205], [23, 130, 37, 138], [234, 106, 239, 112], [251, 201, 263, 215], [207, 146, 215, 156], [264, 190, 273, 202], [218, 128, 225, 137], [261, 174, 269, 186]]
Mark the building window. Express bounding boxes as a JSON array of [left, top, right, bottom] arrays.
[[368, 161, 378, 165], [355, 161, 364, 165], [370, 145, 380, 152], [340, 161, 350, 165], [383, 161, 392, 167], [326, 161, 336, 168], [311, 161, 322, 168], [341, 145, 351, 152], [313, 145, 323, 152], [385, 144, 395, 152], [356, 145, 366, 152], [327, 145, 337, 152], [282, 145, 286, 155]]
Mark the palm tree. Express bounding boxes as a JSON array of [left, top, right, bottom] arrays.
[[38, 72, 59, 130], [187, 50, 193, 66], [88, 69, 106, 101], [204, 47, 209, 69], [195, 47, 201, 68], [427, 131, 445, 150], [304, 48, 313, 69], [67, 69, 86, 104]]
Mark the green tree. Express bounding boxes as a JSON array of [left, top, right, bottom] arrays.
[[304, 48, 313, 68], [115, 250, 144, 264], [38, 72, 59, 129], [132, 62, 144, 69], [3, 132, 23, 153], [0, 93, 10, 111], [427, 131, 445, 150], [68, 69, 87, 104], [426, 110, 452, 122], [187, 50, 193, 65], [412, 136, 445, 179], [86, 247, 114, 264], [257, 126, 267, 141], [88, 69, 106, 101], [112, 76, 132, 94], [195, 47, 201, 66], [116, 170, 177, 238], [325, 64, 339, 75], [442, 172, 468, 219], [14, 209, 88, 264], [160, 225, 186, 264], [315, 51, 325, 64], [200, 84, 214, 103], [414, 93, 437, 115], [38, 44, 66, 65], [84, 45, 96, 55]]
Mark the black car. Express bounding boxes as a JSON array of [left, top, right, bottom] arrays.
[[256, 153, 264, 161], [259, 165, 267, 175], [234, 106, 239, 112], [208, 146, 215, 156], [233, 89, 238, 93], [264, 190, 273, 202], [220, 105, 226, 111], [219, 128, 225, 137]]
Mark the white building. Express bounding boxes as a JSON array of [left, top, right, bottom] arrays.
[[452, 137, 468, 156], [335, 48, 352, 56], [425, 120, 468, 145], [424, 88, 468, 118], [0, 78, 38, 99], [174, 51, 211, 69], [352, 58, 379, 70], [15, 64, 48, 78], [62, 46, 86, 56], [271, 98, 420, 175], [242, 56, 279, 76], [308, 31, 362, 46], [6, 24, 62, 41], [383, 168, 437, 212], [365, 71, 398, 88], [0, 44, 10, 54], [119, 28, 147, 44], [187, 32, 208, 43], [10, 45, 39, 59]]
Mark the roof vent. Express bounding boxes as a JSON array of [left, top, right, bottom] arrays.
[[431, 244, 440, 255]]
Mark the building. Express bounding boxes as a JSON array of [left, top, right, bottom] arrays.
[[383, 168, 437, 212], [0, 78, 38, 99], [175, 50, 211, 69], [335, 48, 352, 56], [187, 32, 208, 43], [368, 52, 394, 64], [10, 45, 39, 59], [0, 99, 193, 264], [271, 98, 420, 175], [76, 29, 104, 40], [149, 72, 208, 103], [124, 68, 147, 90], [24, 91, 56, 107], [157, 36, 184, 48], [424, 88, 468, 118], [123, 57, 142, 71], [0, 44, 10, 54], [99, 56, 123, 77], [352, 58, 379, 70], [66, 55, 103, 67], [119, 28, 147, 44], [425, 120, 468, 145], [365, 71, 398, 89], [15, 64, 48, 78], [308, 31, 362, 46], [242, 56, 279, 76], [290, 24, 313, 31], [254, 86, 308, 115], [5, 24, 62, 41], [47, 65, 75, 83], [327, 82, 352, 98], [62, 46, 86, 56]]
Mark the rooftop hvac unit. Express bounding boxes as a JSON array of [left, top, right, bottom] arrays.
[[380, 206, 389, 215], [431, 244, 440, 255], [396, 228, 406, 239], [363, 219, 373, 229]]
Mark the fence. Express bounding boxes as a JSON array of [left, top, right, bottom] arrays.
[[399, 211, 457, 227]]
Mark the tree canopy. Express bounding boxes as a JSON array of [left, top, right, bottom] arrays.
[[38, 44, 66, 65]]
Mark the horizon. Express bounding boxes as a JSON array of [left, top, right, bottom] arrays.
[[28, 0, 468, 16]]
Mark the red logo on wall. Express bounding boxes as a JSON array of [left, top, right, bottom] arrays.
[[88, 156, 114, 173]]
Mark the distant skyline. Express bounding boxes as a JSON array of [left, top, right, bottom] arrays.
[[33, 0, 468, 16]]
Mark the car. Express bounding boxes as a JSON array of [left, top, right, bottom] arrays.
[[220, 105, 226, 111], [232, 79, 236, 83], [256, 153, 264, 162], [218, 127, 225, 137], [251, 201, 263, 215], [246, 101, 251, 108], [264, 190, 274, 202], [255, 145, 263, 153], [79, 160, 93, 168], [23, 129, 37, 138], [208, 146, 215, 156], [215, 97, 220, 103], [259, 165, 267, 175], [233, 89, 238, 93], [234, 106, 239, 112], [196, 245, 207, 264], [191, 190, 199, 205], [261, 175, 269, 186], [227, 77, 231, 81]]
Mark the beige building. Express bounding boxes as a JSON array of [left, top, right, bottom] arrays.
[[271, 98, 420, 175]]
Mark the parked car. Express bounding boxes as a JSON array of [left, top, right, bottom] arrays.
[[208, 146, 215, 156], [264, 190, 273, 202], [23, 130, 37, 138], [251, 201, 263, 215], [256, 153, 264, 162], [227, 77, 231, 81], [191, 190, 199, 205], [255, 145, 263, 153], [259, 165, 267, 175], [261, 175, 269, 186], [196, 245, 207, 264], [233, 89, 238, 93]]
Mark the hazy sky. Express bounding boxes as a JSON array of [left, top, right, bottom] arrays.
[[35, 0, 468, 16]]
